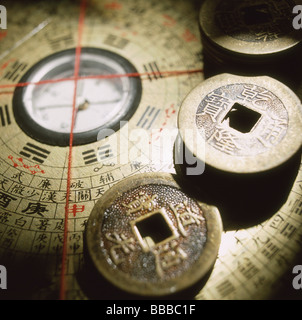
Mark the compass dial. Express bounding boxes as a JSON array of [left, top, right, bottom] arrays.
[[0, 0, 301, 301], [13, 47, 142, 146]]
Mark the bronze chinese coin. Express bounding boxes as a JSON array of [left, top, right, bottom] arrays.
[[176, 73, 302, 227], [199, 0, 302, 89], [86, 173, 222, 296]]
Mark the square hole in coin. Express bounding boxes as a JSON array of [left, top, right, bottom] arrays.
[[223, 103, 261, 133], [132, 210, 177, 252], [136, 212, 172, 243]]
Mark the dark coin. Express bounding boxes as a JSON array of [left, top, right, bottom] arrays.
[[199, 0, 302, 89], [86, 173, 222, 296]]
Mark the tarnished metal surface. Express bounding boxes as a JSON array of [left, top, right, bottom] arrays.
[[177, 73, 302, 230], [199, 0, 302, 59], [199, 0, 302, 90], [178, 73, 302, 174], [86, 173, 222, 297]]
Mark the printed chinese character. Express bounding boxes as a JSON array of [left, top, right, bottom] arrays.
[[0, 191, 17, 208], [0, 179, 8, 191], [36, 219, 51, 231], [67, 204, 85, 217], [38, 179, 52, 190], [99, 173, 115, 185], [21, 202, 49, 217]]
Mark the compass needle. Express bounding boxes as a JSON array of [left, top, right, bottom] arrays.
[[77, 99, 89, 111]]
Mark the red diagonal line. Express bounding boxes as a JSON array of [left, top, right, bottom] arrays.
[[59, 0, 87, 301], [0, 68, 204, 92], [0, 77, 76, 89], [0, 91, 14, 95]]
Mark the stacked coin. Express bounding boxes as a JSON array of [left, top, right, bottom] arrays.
[[199, 0, 302, 90], [176, 73, 302, 227]]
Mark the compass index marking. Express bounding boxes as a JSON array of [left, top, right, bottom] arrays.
[[82, 149, 98, 165], [45, 29, 74, 51], [3, 60, 28, 82], [82, 145, 114, 165], [137, 106, 161, 129], [98, 145, 114, 161], [19, 143, 50, 164], [0, 105, 11, 127], [143, 61, 162, 81], [104, 34, 129, 49]]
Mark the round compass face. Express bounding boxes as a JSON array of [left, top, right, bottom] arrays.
[[0, 0, 301, 301], [13, 47, 142, 146]]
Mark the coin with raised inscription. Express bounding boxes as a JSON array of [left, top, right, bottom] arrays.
[[176, 73, 302, 227], [178, 73, 302, 174], [86, 173, 222, 296]]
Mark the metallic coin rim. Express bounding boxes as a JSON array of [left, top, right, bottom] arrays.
[[86, 172, 223, 296], [178, 73, 302, 174], [199, 0, 302, 57]]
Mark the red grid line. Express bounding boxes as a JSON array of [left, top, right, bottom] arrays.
[[0, 69, 204, 94], [59, 0, 87, 301]]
